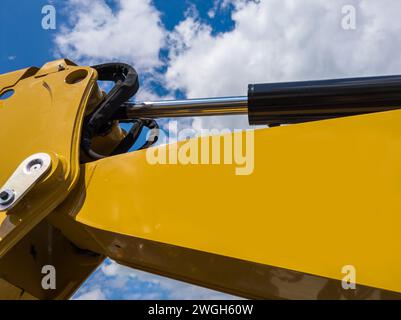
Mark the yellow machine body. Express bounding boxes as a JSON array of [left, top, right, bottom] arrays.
[[0, 60, 104, 299], [1, 60, 401, 299]]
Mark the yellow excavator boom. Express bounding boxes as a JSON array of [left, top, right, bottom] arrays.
[[1, 60, 401, 299]]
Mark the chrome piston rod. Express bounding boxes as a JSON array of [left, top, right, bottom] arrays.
[[120, 96, 248, 119]]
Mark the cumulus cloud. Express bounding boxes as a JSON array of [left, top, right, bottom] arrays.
[[54, 0, 170, 101], [75, 288, 106, 300], [55, 0, 165, 72], [73, 259, 237, 300], [208, 0, 235, 18], [169, 0, 401, 95]]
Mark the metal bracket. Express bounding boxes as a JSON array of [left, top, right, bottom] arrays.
[[0, 153, 52, 212]]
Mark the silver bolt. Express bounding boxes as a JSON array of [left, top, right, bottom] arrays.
[[31, 164, 41, 171], [0, 189, 15, 206], [25, 158, 43, 174], [58, 64, 65, 71]]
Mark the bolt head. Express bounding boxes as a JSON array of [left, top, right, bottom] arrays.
[[0, 189, 15, 206], [25, 158, 43, 174]]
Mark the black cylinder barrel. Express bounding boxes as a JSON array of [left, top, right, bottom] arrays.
[[247, 75, 401, 125]]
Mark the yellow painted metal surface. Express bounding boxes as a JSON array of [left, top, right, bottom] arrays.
[[71, 109, 401, 296], [0, 60, 98, 258], [0, 61, 106, 299]]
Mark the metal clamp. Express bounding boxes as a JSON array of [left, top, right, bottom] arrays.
[[0, 153, 52, 212]]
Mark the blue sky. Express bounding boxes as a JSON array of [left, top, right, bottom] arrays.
[[0, 0, 56, 73], [3, 0, 401, 300], [0, 0, 235, 92]]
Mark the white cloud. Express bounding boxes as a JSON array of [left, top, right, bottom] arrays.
[[75, 288, 106, 300], [166, 0, 401, 129], [168, 0, 401, 96], [74, 259, 238, 300], [55, 0, 165, 73], [209, 0, 235, 18]]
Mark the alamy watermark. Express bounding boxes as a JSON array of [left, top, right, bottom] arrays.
[[146, 121, 255, 176], [341, 264, 356, 290], [341, 5, 356, 30], [41, 265, 56, 290], [41, 5, 56, 30]]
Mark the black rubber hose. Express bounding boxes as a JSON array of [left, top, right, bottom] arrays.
[[82, 63, 140, 160]]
